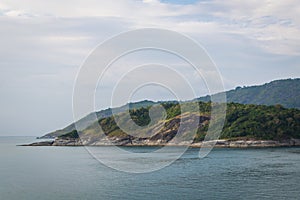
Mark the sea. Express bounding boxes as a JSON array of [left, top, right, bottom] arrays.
[[0, 136, 299, 200]]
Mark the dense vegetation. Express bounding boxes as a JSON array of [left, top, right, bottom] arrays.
[[58, 130, 79, 139], [198, 78, 300, 109], [60, 101, 300, 142], [221, 103, 300, 140]]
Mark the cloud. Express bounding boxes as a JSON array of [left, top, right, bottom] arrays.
[[205, 0, 300, 55], [1, 0, 299, 56]]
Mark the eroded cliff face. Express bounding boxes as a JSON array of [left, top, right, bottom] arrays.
[[53, 113, 210, 146]]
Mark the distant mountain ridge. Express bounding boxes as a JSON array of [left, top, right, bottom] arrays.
[[40, 78, 300, 138], [198, 78, 300, 109]]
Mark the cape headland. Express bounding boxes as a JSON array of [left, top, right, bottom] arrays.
[[24, 78, 300, 148]]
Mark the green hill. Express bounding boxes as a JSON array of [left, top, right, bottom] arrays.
[[40, 100, 156, 138], [198, 78, 300, 109], [60, 102, 300, 143], [41, 78, 300, 139]]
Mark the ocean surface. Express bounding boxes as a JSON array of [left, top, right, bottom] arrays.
[[0, 136, 299, 200]]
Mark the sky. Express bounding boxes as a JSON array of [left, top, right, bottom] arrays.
[[0, 0, 299, 136]]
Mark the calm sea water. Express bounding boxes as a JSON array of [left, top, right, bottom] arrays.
[[0, 137, 299, 200]]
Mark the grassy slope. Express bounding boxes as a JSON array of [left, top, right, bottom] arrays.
[[46, 78, 300, 139], [41, 100, 156, 138], [60, 102, 300, 142]]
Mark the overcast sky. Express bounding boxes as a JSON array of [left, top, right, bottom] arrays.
[[0, 0, 300, 136]]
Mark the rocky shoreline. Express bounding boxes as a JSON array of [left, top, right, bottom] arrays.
[[21, 138, 300, 148]]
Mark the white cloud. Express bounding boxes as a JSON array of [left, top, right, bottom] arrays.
[[203, 0, 300, 55], [1, 0, 299, 56]]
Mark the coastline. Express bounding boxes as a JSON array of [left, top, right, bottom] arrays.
[[21, 138, 300, 148]]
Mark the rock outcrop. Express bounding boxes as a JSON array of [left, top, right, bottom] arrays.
[[23, 138, 300, 148]]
